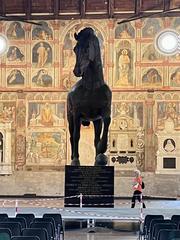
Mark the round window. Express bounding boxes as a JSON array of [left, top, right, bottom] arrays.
[[155, 30, 179, 55]]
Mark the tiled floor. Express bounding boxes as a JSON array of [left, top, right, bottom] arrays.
[[65, 228, 138, 240]]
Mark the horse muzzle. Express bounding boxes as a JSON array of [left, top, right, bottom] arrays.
[[73, 67, 82, 77]]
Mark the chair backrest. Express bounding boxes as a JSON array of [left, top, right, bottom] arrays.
[[172, 216, 180, 225], [16, 214, 35, 228], [143, 215, 164, 234], [7, 217, 27, 229], [32, 218, 55, 236], [0, 228, 12, 237], [30, 222, 53, 240], [158, 230, 180, 240], [169, 229, 180, 239], [0, 222, 21, 236], [22, 228, 48, 240], [43, 213, 63, 229], [153, 223, 177, 240], [149, 219, 172, 240], [11, 237, 40, 240], [0, 214, 8, 222], [0, 232, 11, 240]]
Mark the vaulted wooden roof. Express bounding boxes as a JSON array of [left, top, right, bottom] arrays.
[[0, 0, 179, 21]]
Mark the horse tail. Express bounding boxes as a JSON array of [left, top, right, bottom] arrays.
[[81, 120, 90, 126]]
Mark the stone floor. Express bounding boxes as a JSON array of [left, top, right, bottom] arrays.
[[65, 228, 138, 240]]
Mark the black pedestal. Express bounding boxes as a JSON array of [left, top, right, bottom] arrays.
[[64, 165, 114, 208]]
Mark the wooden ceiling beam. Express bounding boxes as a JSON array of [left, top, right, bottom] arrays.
[[54, 0, 59, 18], [108, 0, 114, 18], [80, 0, 85, 18], [25, 0, 32, 20]]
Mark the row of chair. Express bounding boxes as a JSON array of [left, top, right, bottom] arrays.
[[139, 214, 180, 240], [0, 213, 64, 240]]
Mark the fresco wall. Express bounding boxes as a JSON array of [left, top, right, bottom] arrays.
[[0, 17, 179, 174]]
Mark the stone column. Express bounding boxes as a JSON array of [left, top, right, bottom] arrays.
[[144, 93, 155, 171]]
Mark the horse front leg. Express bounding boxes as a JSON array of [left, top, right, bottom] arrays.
[[71, 115, 81, 166], [97, 116, 111, 154], [93, 119, 102, 156]]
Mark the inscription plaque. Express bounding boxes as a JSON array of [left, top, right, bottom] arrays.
[[65, 165, 114, 208]]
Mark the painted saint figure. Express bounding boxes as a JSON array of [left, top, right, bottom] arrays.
[[40, 103, 53, 126], [118, 49, 130, 85], [37, 42, 49, 68]]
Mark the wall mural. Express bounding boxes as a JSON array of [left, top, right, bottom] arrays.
[[142, 18, 162, 38], [114, 40, 134, 87], [32, 69, 53, 87], [170, 68, 180, 87], [6, 22, 25, 40], [157, 102, 180, 130], [26, 131, 66, 166], [28, 102, 65, 127], [32, 21, 53, 40], [142, 68, 162, 86], [0, 18, 179, 171], [7, 46, 25, 62]]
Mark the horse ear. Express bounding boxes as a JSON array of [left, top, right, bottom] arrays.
[[74, 33, 78, 41], [89, 39, 95, 61]]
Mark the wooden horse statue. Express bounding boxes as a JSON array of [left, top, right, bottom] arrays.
[[67, 27, 112, 166]]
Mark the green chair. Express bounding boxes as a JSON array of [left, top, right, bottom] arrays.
[[0, 232, 11, 240]]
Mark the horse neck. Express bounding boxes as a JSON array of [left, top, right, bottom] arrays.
[[82, 56, 104, 90]]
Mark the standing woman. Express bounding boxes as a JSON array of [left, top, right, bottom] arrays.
[[131, 169, 146, 208]]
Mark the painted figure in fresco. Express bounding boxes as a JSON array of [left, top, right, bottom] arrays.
[[32, 21, 53, 40], [118, 49, 130, 85], [163, 139, 175, 152], [32, 42, 52, 67], [7, 46, 24, 62], [142, 19, 161, 38], [171, 68, 180, 86], [7, 22, 25, 39], [115, 23, 135, 39], [142, 68, 162, 85], [67, 27, 112, 166], [142, 44, 162, 61], [37, 42, 50, 68], [32, 69, 52, 87], [40, 103, 53, 127], [63, 30, 76, 68], [7, 69, 24, 85]]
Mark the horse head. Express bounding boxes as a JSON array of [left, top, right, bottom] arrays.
[[73, 27, 99, 77]]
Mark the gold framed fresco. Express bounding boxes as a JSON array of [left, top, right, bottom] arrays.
[[26, 129, 67, 166], [6, 22, 25, 40], [31, 21, 53, 41], [141, 43, 163, 62], [111, 101, 144, 131], [113, 40, 135, 88], [141, 18, 162, 38], [0, 101, 16, 126], [6, 45, 25, 64], [6, 68, 25, 87], [27, 101, 66, 128], [141, 67, 163, 87], [169, 67, 180, 87], [32, 41, 53, 68], [156, 101, 180, 130], [31, 69, 54, 88]]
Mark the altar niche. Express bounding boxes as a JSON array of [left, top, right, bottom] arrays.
[[65, 165, 114, 208]]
